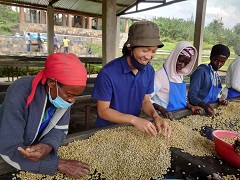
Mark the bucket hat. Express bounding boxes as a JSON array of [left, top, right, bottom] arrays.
[[124, 21, 164, 48]]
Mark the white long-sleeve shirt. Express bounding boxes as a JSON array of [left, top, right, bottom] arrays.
[[221, 56, 240, 99]]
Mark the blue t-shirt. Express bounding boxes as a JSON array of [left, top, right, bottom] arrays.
[[92, 56, 154, 127]]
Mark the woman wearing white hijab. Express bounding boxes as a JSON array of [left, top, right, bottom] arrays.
[[150, 41, 202, 120]]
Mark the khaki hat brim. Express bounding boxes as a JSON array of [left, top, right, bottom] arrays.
[[124, 38, 164, 48]]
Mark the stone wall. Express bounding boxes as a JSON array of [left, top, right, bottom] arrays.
[[0, 23, 128, 56]]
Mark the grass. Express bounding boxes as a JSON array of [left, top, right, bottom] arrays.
[[86, 43, 102, 57]]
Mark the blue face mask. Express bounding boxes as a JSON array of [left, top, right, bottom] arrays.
[[48, 86, 73, 108], [130, 55, 147, 71]]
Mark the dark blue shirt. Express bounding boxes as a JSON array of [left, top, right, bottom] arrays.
[[92, 56, 154, 127], [188, 64, 219, 105]]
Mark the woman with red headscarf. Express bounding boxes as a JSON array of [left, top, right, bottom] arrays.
[[0, 53, 89, 179]]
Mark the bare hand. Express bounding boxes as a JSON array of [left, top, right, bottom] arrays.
[[58, 159, 89, 179], [131, 117, 158, 137], [190, 106, 204, 115], [203, 104, 215, 116], [154, 116, 171, 138], [18, 143, 52, 162], [159, 108, 174, 120], [218, 98, 228, 105]]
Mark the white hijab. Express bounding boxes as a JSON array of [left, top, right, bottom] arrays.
[[163, 41, 197, 82], [152, 41, 198, 100]]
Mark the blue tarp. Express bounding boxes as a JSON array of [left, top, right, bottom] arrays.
[[29, 33, 47, 40]]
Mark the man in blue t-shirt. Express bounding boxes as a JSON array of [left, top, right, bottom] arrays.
[[92, 21, 171, 138], [188, 44, 230, 116]]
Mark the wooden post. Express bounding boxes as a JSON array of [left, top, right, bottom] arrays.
[[102, 0, 117, 65], [193, 0, 207, 70], [47, 5, 54, 55]]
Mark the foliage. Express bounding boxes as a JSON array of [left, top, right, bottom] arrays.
[[120, 19, 128, 33], [233, 23, 240, 35], [148, 16, 240, 52], [0, 25, 11, 34], [153, 17, 195, 42], [87, 64, 102, 74], [0, 65, 101, 77], [86, 43, 102, 57], [0, 5, 19, 34], [150, 61, 164, 71], [0, 67, 44, 77]]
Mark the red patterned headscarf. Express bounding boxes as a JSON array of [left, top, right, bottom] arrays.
[[179, 47, 195, 59], [26, 53, 87, 107]]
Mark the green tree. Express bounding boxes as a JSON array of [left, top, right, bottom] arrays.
[[233, 23, 240, 36], [0, 5, 19, 34], [206, 19, 224, 43], [153, 17, 194, 42]]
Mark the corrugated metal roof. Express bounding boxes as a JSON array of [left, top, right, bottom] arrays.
[[0, 0, 187, 17]]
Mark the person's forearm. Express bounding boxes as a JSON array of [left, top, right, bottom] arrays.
[[98, 107, 138, 125], [198, 101, 212, 110], [153, 103, 162, 111], [188, 92, 202, 106], [186, 102, 193, 110], [198, 101, 206, 108]]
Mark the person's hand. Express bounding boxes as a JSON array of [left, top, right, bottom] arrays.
[[131, 117, 158, 137], [218, 98, 228, 106], [154, 116, 171, 138], [58, 159, 89, 179], [190, 106, 204, 115], [206, 173, 222, 180], [159, 108, 174, 120], [18, 143, 52, 162], [203, 103, 215, 116]]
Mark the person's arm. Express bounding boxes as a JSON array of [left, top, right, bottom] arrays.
[[188, 67, 216, 116], [0, 92, 55, 175], [142, 94, 171, 138], [188, 67, 206, 106], [0, 81, 68, 175], [58, 159, 89, 179], [18, 144, 52, 162], [38, 109, 70, 153], [198, 101, 215, 116], [150, 71, 173, 120], [152, 102, 173, 120], [19, 114, 90, 179], [186, 102, 204, 115], [97, 100, 158, 137], [97, 100, 138, 125], [217, 98, 228, 105]]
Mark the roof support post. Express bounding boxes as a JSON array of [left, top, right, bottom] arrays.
[[68, 14, 72, 27], [116, 16, 120, 57], [193, 0, 207, 69], [102, 0, 117, 65], [20, 7, 25, 23], [47, 4, 54, 55]]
